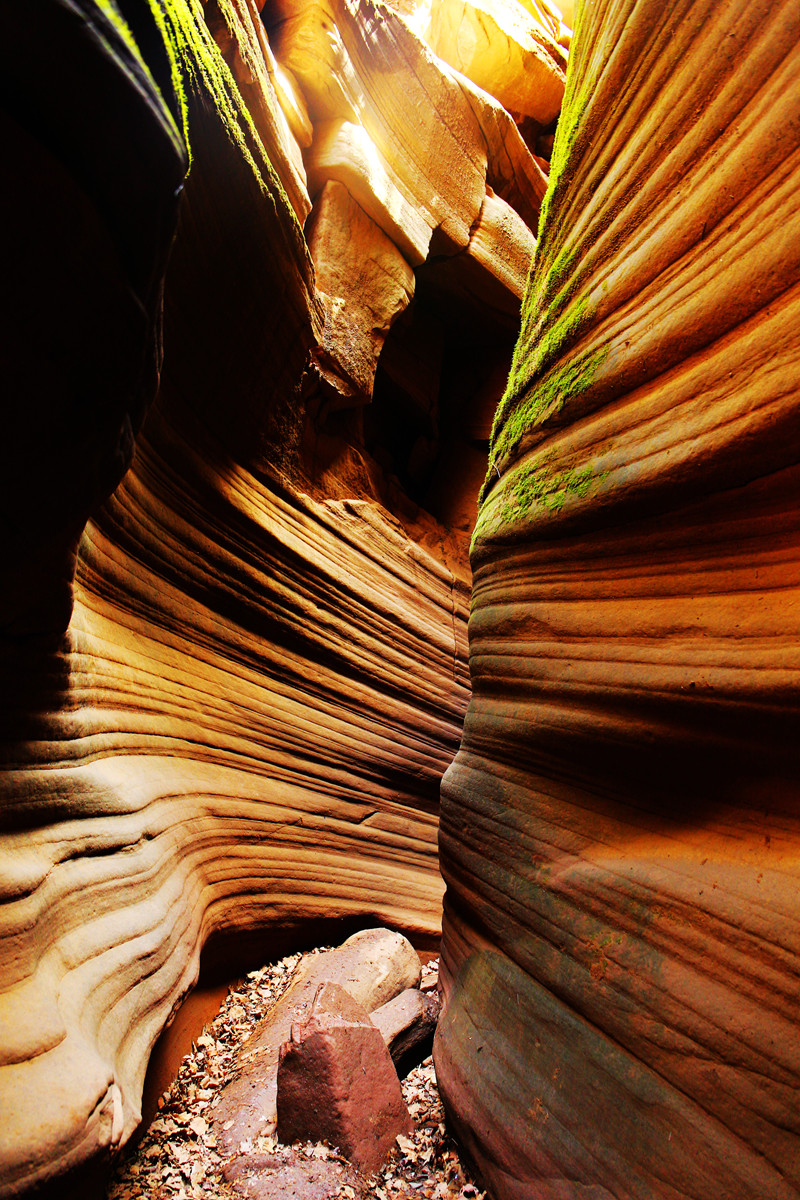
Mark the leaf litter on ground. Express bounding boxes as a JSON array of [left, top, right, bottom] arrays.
[[106, 951, 485, 1200]]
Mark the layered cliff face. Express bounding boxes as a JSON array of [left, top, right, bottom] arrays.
[[0, 0, 558, 1192], [435, 1, 800, 1198]]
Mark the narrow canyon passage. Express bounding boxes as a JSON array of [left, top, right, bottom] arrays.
[[1, 0, 798, 1198]]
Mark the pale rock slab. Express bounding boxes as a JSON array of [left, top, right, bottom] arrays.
[[425, 186, 536, 323], [470, 187, 536, 301], [269, 58, 313, 149], [307, 180, 415, 404], [275, 0, 508, 255], [427, 0, 566, 123], [515, 0, 563, 42], [268, 0, 361, 122], [332, 0, 489, 254], [306, 119, 432, 266], [369, 986, 441, 1067], [445, 64, 549, 229]]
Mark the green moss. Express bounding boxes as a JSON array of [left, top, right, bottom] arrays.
[[89, 0, 185, 152], [540, 245, 579, 308], [472, 456, 607, 549], [144, 0, 191, 154], [481, 339, 606, 506], [505, 338, 604, 453], [487, 289, 606, 496], [152, 0, 256, 173], [511, 0, 599, 362], [536, 0, 596, 256], [510, 292, 590, 405], [152, 0, 295, 226], [503, 460, 597, 521], [495, 295, 584, 443], [493, 90, 599, 465], [475, 0, 606, 535], [94, 0, 147, 61], [536, 92, 589, 256]]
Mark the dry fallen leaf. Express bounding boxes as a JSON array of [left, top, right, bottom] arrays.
[[107, 951, 482, 1200]]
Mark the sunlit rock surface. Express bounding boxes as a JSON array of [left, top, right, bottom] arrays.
[[435, 0, 800, 1197], [427, 0, 566, 123], [0, 0, 549, 1192], [307, 179, 416, 401]]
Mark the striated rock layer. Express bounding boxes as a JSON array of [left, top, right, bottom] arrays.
[[435, 0, 800, 1197], [0, 0, 554, 1192]]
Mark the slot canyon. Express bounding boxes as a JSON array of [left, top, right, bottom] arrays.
[[0, 0, 798, 1197]]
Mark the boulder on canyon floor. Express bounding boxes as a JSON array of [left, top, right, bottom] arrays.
[[369, 986, 441, 1071], [211, 928, 421, 1152], [276, 980, 412, 1174]]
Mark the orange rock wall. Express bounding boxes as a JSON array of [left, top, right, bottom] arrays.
[[435, 1, 800, 1197]]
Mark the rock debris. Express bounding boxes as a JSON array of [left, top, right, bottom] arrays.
[[107, 950, 485, 1200]]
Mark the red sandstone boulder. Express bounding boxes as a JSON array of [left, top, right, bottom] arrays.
[[276, 981, 412, 1174]]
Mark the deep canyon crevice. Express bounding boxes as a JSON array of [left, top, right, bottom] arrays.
[[1, 0, 799, 1197]]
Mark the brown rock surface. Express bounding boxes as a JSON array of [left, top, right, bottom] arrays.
[[305, 118, 433, 266], [421, 187, 536, 326], [450, 69, 550, 230], [331, 0, 489, 255], [276, 981, 412, 1173], [307, 180, 415, 404], [106, 952, 477, 1200], [222, 1154, 362, 1200], [435, 1, 800, 1198], [427, 0, 566, 124]]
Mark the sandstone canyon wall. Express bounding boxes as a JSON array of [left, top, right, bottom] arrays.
[[0, 0, 558, 1192], [435, 0, 800, 1197]]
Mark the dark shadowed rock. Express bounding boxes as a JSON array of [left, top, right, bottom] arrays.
[[276, 981, 411, 1175]]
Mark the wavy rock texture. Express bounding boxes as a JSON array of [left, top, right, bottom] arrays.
[[0, 0, 552, 1192], [436, 1, 800, 1198]]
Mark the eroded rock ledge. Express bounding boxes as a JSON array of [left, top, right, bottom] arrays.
[[0, 0, 557, 1192], [435, 0, 800, 1197]]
